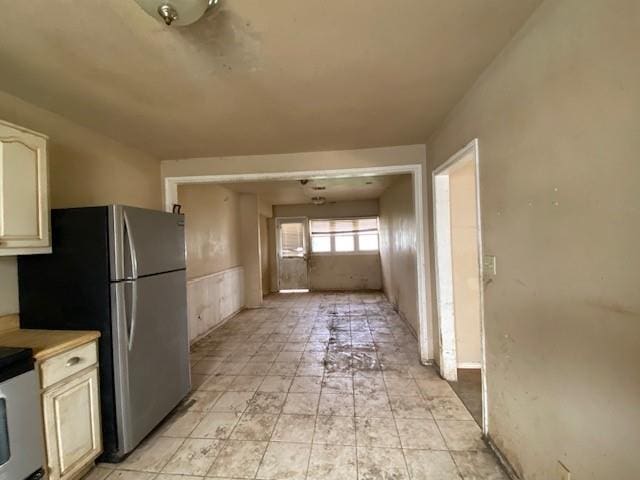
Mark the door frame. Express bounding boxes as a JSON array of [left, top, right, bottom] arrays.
[[163, 163, 432, 364], [432, 139, 488, 433], [274, 216, 310, 291]]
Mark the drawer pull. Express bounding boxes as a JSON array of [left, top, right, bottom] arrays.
[[66, 356, 82, 367]]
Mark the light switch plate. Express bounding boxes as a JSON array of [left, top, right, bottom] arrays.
[[558, 461, 571, 480], [482, 255, 497, 276]]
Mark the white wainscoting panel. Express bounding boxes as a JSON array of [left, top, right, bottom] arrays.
[[187, 266, 245, 343]]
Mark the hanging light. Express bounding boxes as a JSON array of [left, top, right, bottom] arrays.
[[135, 0, 220, 26]]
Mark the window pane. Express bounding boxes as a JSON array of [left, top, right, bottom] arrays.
[[358, 233, 379, 251], [280, 222, 305, 257], [335, 235, 355, 252], [311, 235, 331, 252]]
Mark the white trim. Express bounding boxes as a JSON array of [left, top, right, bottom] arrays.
[[457, 362, 482, 369], [164, 163, 431, 363], [432, 139, 489, 434]]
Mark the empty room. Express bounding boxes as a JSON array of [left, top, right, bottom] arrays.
[[0, 1, 637, 480]]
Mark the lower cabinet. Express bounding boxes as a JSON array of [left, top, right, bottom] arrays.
[[40, 342, 102, 480]]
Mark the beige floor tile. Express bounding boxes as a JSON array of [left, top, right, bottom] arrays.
[[207, 439, 268, 478], [162, 438, 224, 476], [322, 376, 354, 394], [452, 451, 509, 480], [190, 411, 241, 439], [231, 413, 279, 440], [211, 391, 255, 414], [404, 449, 460, 479], [256, 442, 311, 480], [416, 377, 457, 398], [356, 446, 409, 480], [268, 362, 299, 375], [389, 395, 433, 419], [318, 392, 355, 416], [307, 444, 357, 480], [282, 392, 320, 415], [199, 375, 236, 391], [353, 374, 386, 395], [314, 415, 356, 446], [384, 375, 421, 396], [275, 351, 303, 363], [296, 361, 325, 376], [438, 420, 487, 451], [354, 392, 393, 418], [239, 362, 273, 376], [119, 435, 184, 472], [184, 390, 224, 412], [154, 475, 204, 480], [228, 375, 265, 392], [290, 376, 323, 393], [356, 417, 401, 448], [81, 466, 113, 480], [428, 396, 474, 421], [103, 472, 156, 480], [259, 375, 294, 393], [272, 414, 316, 443], [246, 392, 287, 414], [395, 418, 447, 450], [158, 411, 205, 437]]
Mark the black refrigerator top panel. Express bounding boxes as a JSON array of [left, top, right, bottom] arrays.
[[17, 206, 119, 459]]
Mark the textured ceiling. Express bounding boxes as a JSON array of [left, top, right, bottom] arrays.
[[223, 175, 402, 205], [0, 1, 541, 159]]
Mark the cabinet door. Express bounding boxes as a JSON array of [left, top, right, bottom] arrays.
[[0, 121, 50, 254], [42, 367, 102, 480]]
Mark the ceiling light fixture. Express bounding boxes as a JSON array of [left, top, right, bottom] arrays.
[[135, 0, 220, 26], [311, 196, 326, 205]]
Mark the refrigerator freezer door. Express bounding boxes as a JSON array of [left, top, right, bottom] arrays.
[[111, 269, 190, 454], [110, 206, 186, 281]]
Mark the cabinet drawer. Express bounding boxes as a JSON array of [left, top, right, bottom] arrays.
[[41, 341, 98, 389]]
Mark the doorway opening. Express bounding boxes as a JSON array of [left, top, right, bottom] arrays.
[[433, 139, 487, 430], [276, 217, 309, 291]]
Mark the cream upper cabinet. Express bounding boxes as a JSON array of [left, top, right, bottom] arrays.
[[0, 119, 50, 255]]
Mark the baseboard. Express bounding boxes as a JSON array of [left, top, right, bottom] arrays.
[[484, 434, 521, 480], [457, 362, 482, 369]]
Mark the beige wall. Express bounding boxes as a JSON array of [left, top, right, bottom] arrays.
[[426, 0, 640, 478], [178, 183, 242, 280], [379, 175, 419, 334], [0, 90, 160, 316], [240, 193, 262, 306], [449, 159, 482, 366], [309, 254, 382, 291], [273, 199, 379, 219], [259, 215, 270, 295]]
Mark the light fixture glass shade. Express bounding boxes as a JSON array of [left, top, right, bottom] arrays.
[[135, 0, 219, 26]]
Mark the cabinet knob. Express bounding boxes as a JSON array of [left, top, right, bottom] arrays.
[[66, 356, 81, 367]]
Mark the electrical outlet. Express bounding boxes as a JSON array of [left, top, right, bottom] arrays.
[[558, 461, 571, 480], [482, 255, 497, 277]]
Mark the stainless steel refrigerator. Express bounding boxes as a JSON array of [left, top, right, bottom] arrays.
[[18, 205, 191, 462]]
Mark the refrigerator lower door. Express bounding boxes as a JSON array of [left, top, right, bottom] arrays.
[[111, 270, 190, 455]]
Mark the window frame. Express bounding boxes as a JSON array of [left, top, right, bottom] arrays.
[[309, 216, 380, 255]]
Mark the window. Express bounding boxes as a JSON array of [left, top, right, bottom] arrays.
[[309, 217, 379, 253], [280, 221, 305, 257]]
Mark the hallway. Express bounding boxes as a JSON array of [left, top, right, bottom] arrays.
[[89, 292, 506, 480]]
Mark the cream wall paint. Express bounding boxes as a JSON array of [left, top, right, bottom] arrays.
[[309, 255, 382, 291], [449, 160, 482, 366], [240, 193, 263, 307], [0, 90, 160, 316], [379, 175, 419, 335], [273, 199, 379, 219], [426, 1, 640, 478], [259, 215, 270, 296], [178, 184, 242, 280]]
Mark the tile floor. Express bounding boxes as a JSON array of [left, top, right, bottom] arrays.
[[85, 292, 507, 480]]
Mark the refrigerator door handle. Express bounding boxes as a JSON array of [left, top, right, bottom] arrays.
[[124, 280, 138, 351], [123, 210, 139, 281]]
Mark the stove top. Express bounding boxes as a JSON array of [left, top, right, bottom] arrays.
[[0, 346, 34, 381]]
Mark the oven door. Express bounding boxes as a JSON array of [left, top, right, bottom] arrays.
[[0, 370, 45, 480]]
